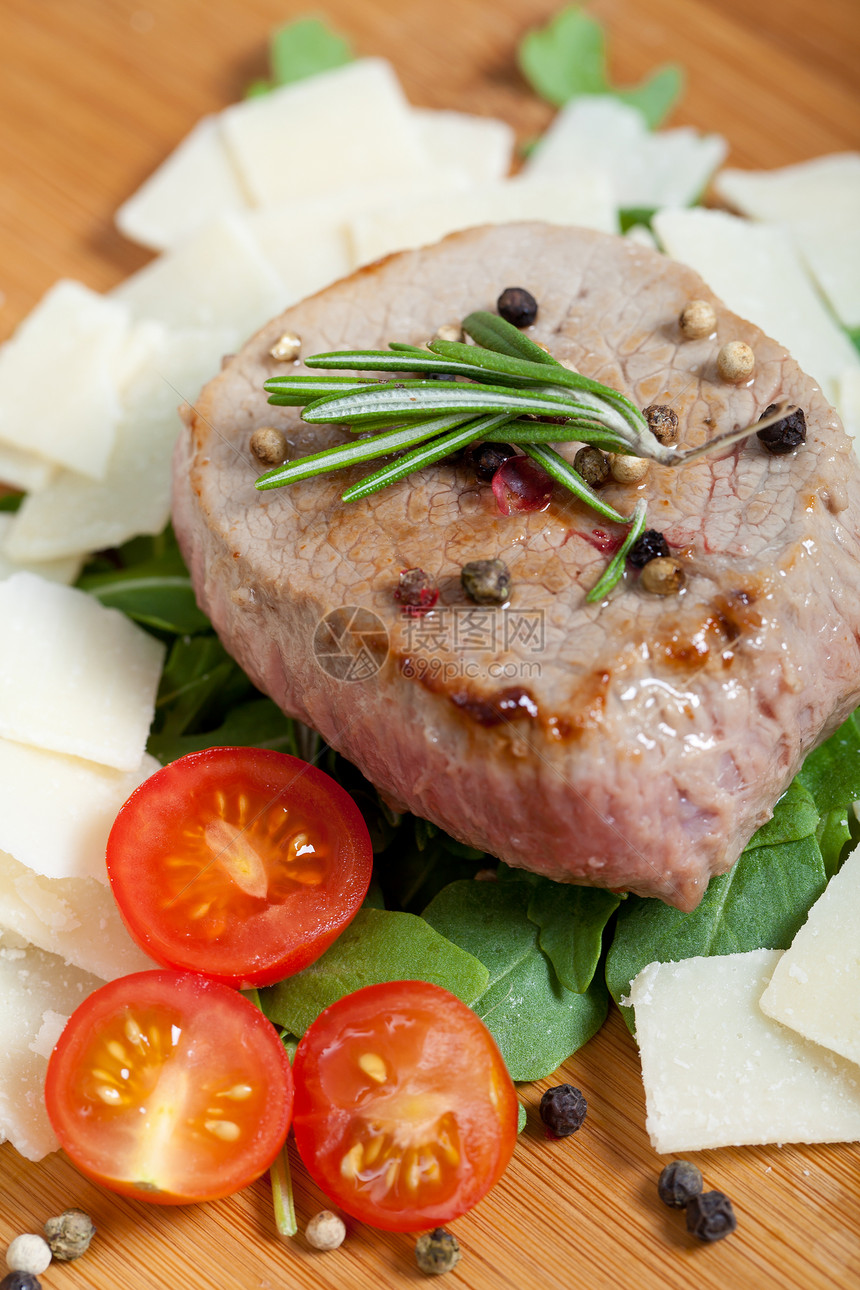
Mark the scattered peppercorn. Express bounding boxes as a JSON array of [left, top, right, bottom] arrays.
[[269, 331, 302, 362], [461, 558, 511, 606], [305, 1211, 346, 1251], [497, 287, 538, 328], [756, 403, 807, 454], [43, 1210, 96, 1262], [395, 567, 439, 611], [0, 1274, 42, 1290], [640, 556, 685, 596], [539, 1084, 587, 1137], [627, 528, 670, 568], [415, 1228, 461, 1275], [686, 1190, 738, 1242], [658, 1160, 704, 1209], [609, 453, 649, 484], [434, 322, 465, 343], [644, 404, 679, 446], [717, 340, 755, 384], [679, 299, 716, 339], [4, 1237, 50, 1278], [250, 426, 288, 466], [469, 441, 518, 482], [573, 446, 610, 488]]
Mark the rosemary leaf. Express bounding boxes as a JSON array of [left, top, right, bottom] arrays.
[[485, 421, 630, 452], [522, 444, 633, 524], [461, 310, 561, 366], [265, 375, 380, 406], [303, 348, 532, 386], [255, 413, 472, 490], [342, 414, 512, 502], [585, 499, 648, 603], [301, 380, 600, 426]]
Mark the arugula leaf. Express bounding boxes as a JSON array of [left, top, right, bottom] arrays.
[[605, 780, 829, 1030], [148, 696, 300, 764], [373, 830, 489, 914], [75, 568, 210, 634], [423, 880, 608, 1080], [524, 881, 621, 994], [0, 492, 23, 513], [795, 709, 860, 815], [259, 907, 490, 1036], [846, 325, 860, 356], [518, 6, 682, 128]]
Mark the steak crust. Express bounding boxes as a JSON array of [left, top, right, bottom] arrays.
[[173, 224, 860, 909]]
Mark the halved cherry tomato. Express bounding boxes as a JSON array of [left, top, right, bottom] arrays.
[[45, 970, 293, 1204], [106, 747, 373, 987], [291, 980, 518, 1231]]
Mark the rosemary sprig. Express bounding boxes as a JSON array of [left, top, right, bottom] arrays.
[[585, 499, 648, 603], [521, 444, 631, 524]]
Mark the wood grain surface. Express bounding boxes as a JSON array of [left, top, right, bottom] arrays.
[[1, 2, 859, 1288]]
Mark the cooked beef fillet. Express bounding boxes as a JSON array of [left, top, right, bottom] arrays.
[[173, 224, 860, 910]]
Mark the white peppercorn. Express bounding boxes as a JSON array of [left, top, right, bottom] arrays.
[[269, 331, 302, 362], [434, 323, 464, 343], [679, 299, 716, 339], [305, 1211, 346, 1251], [250, 426, 288, 466], [717, 341, 755, 384], [5, 1236, 51, 1277], [609, 454, 649, 484]]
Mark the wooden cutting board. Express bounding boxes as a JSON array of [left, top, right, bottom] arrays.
[[0, 2, 858, 1287]]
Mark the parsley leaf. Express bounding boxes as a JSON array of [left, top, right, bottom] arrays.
[[248, 16, 353, 97], [518, 6, 683, 128]]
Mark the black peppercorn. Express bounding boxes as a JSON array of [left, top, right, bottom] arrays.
[[539, 1083, 587, 1137], [468, 441, 518, 482], [627, 528, 670, 568], [461, 559, 511, 605], [415, 1227, 461, 1275], [1, 1275, 43, 1290], [658, 1160, 704, 1209], [756, 403, 807, 454], [644, 403, 679, 446], [497, 287, 538, 328], [686, 1190, 738, 1242]]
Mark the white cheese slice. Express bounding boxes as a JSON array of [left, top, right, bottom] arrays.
[[525, 96, 726, 210], [790, 214, 860, 330], [221, 59, 429, 206], [652, 207, 860, 407], [350, 173, 616, 266], [0, 280, 131, 480], [413, 108, 515, 184], [0, 739, 158, 883], [837, 367, 860, 450], [627, 949, 860, 1153], [0, 573, 165, 770], [0, 515, 82, 584], [0, 442, 56, 493], [759, 847, 860, 1067], [2, 326, 233, 561], [0, 848, 157, 983], [112, 212, 287, 341], [0, 930, 103, 1161], [714, 153, 860, 224], [116, 114, 252, 251]]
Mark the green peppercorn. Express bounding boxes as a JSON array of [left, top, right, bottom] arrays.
[[539, 1084, 587, 1137], [686, 1190, 738, 1242], [43, 1210, 96, 1262], [461, 558, 511, 606], [415, 1227, 461, 1275], [644, 403, 679, 446], [658, 1160, 703, 1208], [573, 446, 610, 488]]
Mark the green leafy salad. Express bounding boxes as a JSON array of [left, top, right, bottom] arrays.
[[63, 521, 860, 1083]]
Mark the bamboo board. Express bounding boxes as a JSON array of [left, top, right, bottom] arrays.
[[0, 2, 858, 1287]]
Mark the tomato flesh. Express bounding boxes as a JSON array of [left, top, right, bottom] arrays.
[[291, 981, 518, 1231], [45, 971, 294, 1204], [106, 747, 372, 987]]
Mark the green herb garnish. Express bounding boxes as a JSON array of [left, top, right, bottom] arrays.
[[518, 6, 683, 128], [246, 15, 353, 98]]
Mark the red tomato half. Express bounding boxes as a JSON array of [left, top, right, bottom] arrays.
[[292, 981, 518, 1231], [45, 971, 293, 1204], [107, 747, 373, 987]]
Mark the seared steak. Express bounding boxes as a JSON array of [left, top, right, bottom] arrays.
[[173, 223, 860, 910]]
